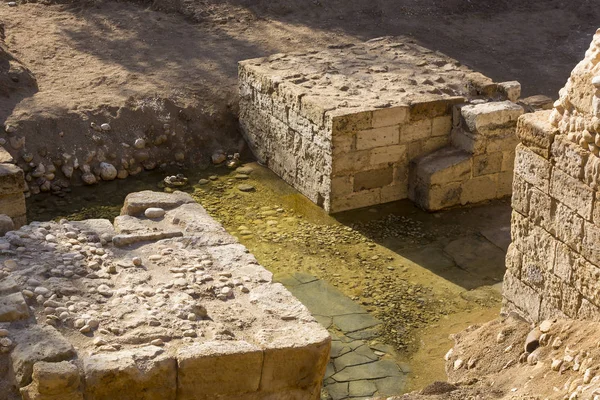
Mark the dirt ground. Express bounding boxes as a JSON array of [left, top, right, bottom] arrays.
[[2, 0, 599, 131]]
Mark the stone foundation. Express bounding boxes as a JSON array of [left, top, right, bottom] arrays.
[[0, 191, 329, 399], [503, 28, 600, 322], [239, 38, 525, 212]]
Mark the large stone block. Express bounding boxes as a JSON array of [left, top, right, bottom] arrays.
[[20, 361, 82, 400], [10, 325, 76, 387], [353, 167, 393, 191], [554, 203, 584, 252], [502, 271, 541, 322], [572, 258, 600, 308], [551, 135, 589, 180], [83, 346, 175, 400], [583, 221, 600, 265], [473, 152, 503, 177], [411, 147, 471, 186], [0, 292, 29, 322], [121, 191, 195, 217], [514, 144, 552, 193], [369, 144, 407, 166], [0, 163, 25, 195], [255, 327, 330, 395], [0, 192, 26, 220], [528, 187, 553, 233], [505, 243, 523, 279], [330, 188, 381, 213], [460, 101, 524, 136], [550, 168, 594, 220], [515, 111, 557, 158], [511, 173, 531, 216], [460, 174, 497, 205], [177, 341, 263, 400], [553, 242, 577, 283], [400, 119, 431, 143], [356, 126, 399, 150], [561, 283, 582, 318], [371, 106, 409, 128]]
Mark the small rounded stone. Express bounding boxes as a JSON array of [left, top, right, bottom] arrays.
[[145, 208, 165, 219]]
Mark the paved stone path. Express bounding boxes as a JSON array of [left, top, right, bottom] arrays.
[[278, 272, 409, 400]]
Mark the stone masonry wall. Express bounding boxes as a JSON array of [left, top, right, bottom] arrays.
[[503, 28, 600, 322], [239, 39, 524, 213]]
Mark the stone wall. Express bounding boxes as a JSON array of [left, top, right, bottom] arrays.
[[0, 147, 26, 231], [503, 28, 600, 322], [0, 191, 329, 399], [239, 39, 525, 213]]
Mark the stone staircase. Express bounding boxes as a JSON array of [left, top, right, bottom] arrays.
[[409, 100, 525, 211]]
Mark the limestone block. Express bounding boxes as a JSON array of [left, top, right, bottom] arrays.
[[371, 106, 409, 128], [332, 133, 354, 155], [400, 119, 431, 143], [332, 150, 370, 174], [572, 258, 600, 308], [330, 188, 381, 213], [584, 153, 600, 190], [554, 203, 584, 252], [356, 126, 399, 150], [369, 144, 407, 166], [460, 101, 524, 136], [583, 221, 600, 266], [409, 97, 464, 121], [0, 192, 26, 220], [515, 111, 557, 159], [550, 168, 594, 220], [498, 81, 521, 102], [412, 181, 462, 211], [551, 135, 589, 180], [539, 273, 562, 318], [331, 175, 353, 197], [0, 292, 29, 322], [521, 255, 546, 289], [301, 95, 333, 127], [0, 163, 25, 195], [496, 170, 513, 198], [20, 361, 82, 400], [578, 298, 600, 320], [10, 325, 76, 387], [177, 341, 263, 400], [120, 191, 194, 216], [485, 133, 521, 153], [411, 147, 471, 186], [505, 243, 523, 279], [473, 152, 503, 177], [517, 225, 557, 271], [254, 326, 330, 394], [353, 167, 393, 191], [514, 144, 552, 193], [460, 174, 497, 205], [539, 298, 567, 321], [511, 174, 531, 216], [501, 150, 516, 171], [328, 109, 372, 133], [381, 183, 409, 203], [562, 283, 582, 318], [421, 136, 450, 156], [510, 211, 530, 251], [554, 242, 577, 283], [84, 346, 175, 400], [431, 115, 453, 137], [502, 271, 541, 322], [449, 128, 485, 155], [528, 187, 553, 233]]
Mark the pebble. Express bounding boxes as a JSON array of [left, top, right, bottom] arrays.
[[145, 208, 166, 219], [453, 359, 463, 370], [0, 338, 12, 347], [0, 329, 8, 337], [97, 285, 113, 297], [198, 179, 210, 185], [134, 138, 146, 149], [237, 184, 255, 192], [151, 339, 164, 346], [539, 320, 553, 333], [100, 123, 111, 131], [132, 257, 142, 267]]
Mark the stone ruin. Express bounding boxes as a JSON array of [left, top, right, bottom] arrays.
[[0, 191, 330, 399], [504, 28, 600, 322], [239, 37, 526, 213]]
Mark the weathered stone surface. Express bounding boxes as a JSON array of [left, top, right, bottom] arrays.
[[177, 341, 263, 399], [84, 346, 175, 400], [120, 190, 194, 216], [20, 361, 82, 400], [0, 292, 29, 322], [460, 101, 524, 136], [10, 325, 76, 387], [514, 144, 552, 193], [516, 111, 556, 158], [0, 163, 25, 194]]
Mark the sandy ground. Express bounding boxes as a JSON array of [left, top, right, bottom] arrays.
[[2, 0, 599, 128]]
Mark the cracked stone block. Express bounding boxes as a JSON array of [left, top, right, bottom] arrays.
[[176, 341, 263, 400], [20, 361, 82, 400], [83, 346, 176, 400], [10, 325, 76, 387], [120, 190, 195, 216], [0, 292, 29, 322]]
